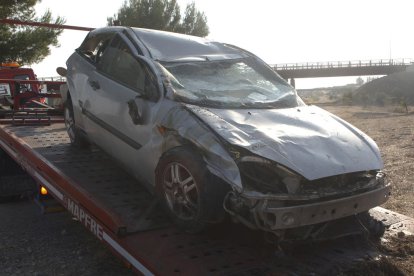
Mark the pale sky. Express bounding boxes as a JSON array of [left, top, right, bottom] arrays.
[[32, 0, 414, 89]]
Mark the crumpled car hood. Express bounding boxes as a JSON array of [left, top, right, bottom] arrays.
[[185, 104, 383, 180]]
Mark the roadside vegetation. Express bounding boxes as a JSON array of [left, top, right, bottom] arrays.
[[0, 0, 65, 64], [107, 0, 209, 37]]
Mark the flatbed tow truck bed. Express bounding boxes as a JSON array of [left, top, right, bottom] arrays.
[[1, 121, 413, 275]]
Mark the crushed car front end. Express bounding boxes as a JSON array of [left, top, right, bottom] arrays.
[[224, 161, 390, 232], [149, 35, 390, 237], [180, 100, 390, 237]]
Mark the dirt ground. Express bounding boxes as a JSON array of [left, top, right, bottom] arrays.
[[0, 104, 413, 275], [323, 105, 414, 276], [0, 200, 134, 276], [338, 234, 414, 276], [323, 105, 414, 217]]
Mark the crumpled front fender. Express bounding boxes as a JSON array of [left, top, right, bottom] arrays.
[[159, 105, 243, 192]]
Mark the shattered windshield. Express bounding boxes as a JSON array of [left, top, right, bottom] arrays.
[[161, 58, 302, 108]]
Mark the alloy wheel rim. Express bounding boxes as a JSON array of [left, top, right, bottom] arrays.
[[163, 162, 199, 220], [64, 107, 75, 142]]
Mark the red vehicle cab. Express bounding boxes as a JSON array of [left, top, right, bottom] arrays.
[[0, 62, 43, 109]]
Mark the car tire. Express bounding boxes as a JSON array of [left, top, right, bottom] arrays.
[[156, 146, 228, 233], [64, 97, 89, 148]]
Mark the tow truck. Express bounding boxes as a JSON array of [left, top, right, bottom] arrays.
[[0, 62, 63, 110], [0, 61, 64, 199], [1, 19, 413, 275]]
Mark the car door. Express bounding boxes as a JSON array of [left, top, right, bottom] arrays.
[[68, 30, 116, 135], [82, 33, 161, 186]]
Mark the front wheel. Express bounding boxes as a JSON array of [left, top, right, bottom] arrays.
[[156, 147, 228, 232], [64, 97, 88, 148]]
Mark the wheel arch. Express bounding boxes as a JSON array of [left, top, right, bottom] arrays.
[[154, 143, 232, 230], [156, 106, 243, 193], [64, 91, 89, 147], [60, 84, 69, 104]]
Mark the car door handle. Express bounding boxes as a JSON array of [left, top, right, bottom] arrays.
[[88, 80, 100, 90]]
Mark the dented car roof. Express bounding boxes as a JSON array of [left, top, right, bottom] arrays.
[[132, 28, 246, 62]]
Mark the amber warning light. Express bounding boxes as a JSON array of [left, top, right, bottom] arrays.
[[40, 186, 48, 195], [1, 62, 20, 68]]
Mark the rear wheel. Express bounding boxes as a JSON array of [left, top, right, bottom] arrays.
[[64, 97, 88, 147], [156, 147, 228, 232]]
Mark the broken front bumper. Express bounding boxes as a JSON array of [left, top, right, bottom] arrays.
[[225, 184, 391, 231]]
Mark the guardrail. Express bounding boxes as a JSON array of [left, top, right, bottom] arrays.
[[271, 59, 413, 71]]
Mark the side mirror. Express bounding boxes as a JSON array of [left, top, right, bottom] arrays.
[[127, 99, 143, 125], [142, 78, 158, 101], [56, 67, 67, 77]]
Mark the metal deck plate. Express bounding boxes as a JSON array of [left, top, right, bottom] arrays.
[[5, 123, 170, 233]]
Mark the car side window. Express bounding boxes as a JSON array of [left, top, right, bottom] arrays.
[[98, 36, 147, 94], [77, 33, 114, 64]]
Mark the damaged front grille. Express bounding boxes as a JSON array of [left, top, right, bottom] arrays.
[[299, 171, 382, 197], [238, 161, 288, 194], [236, 151, 384, 200]]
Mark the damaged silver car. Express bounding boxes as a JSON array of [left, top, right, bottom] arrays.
[[63, 27, 390, 237]]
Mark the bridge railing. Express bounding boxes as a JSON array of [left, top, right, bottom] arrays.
[[38, 76, 66, 82], [271, 58, 413, 71]]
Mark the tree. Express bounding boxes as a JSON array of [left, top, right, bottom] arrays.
[[108, 0, 209, 37], [356, 76, 365, 86], [0, 0, 65, 65]]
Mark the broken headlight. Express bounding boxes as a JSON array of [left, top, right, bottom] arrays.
[[237, 156, 302, 194], [299, 170, 386, 196]]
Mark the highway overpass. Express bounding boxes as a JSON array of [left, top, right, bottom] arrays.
[[271, 59, 413, 86]]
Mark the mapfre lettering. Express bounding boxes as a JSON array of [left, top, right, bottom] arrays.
[[66, 197, 104, 240]]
